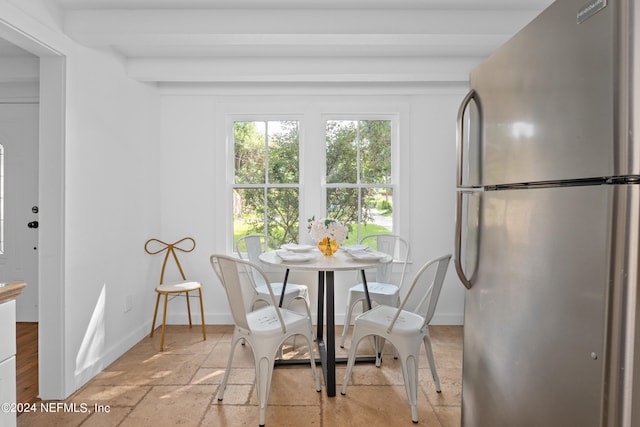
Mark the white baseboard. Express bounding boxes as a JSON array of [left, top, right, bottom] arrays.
[[73, 320, 150, 392]]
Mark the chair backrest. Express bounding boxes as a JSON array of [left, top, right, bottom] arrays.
[[388, 254, 452, 333], [235, 234, 269, 288], [236, 234, 268, 262], [359, 234, 410, 287], [210, 254, 286, 333], [144, 237, 196, 284]]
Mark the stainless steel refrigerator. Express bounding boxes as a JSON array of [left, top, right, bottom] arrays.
[[454, 0, 640, 426]]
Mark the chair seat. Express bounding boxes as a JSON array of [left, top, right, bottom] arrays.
[[247, 305, 311, 335], [349, 282, 399, 297], [340, 282, 400, 348], [356, 305, 424, 336], [156, 280, 202, 293]]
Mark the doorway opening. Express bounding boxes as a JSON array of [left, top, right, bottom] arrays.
[[0, 25, 66, 401]]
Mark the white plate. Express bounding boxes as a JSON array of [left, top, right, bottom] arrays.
[[342, 245, 369, 253], [275, 250, 314, 262], [281, 243, 316, 253], [348, 250, 386, 261]]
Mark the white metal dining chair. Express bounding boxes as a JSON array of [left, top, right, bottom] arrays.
[[340, 233, 410, 348], [236, 234, 313, 321], [144, 237, 206, 352], [210, 254, 321, 427], [341, 254, 452, 423]]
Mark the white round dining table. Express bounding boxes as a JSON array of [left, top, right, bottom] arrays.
[[259, 248, 392, 397]]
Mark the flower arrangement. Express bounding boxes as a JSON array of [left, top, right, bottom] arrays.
[[307, 217, 349, 244]]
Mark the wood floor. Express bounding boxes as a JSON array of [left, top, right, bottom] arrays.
[[16, 322, 39, 410]]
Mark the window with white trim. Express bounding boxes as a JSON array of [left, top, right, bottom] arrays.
[[325, 119, 393, 243], [231, 112, 398, 250], [233, 120, 300, 250]]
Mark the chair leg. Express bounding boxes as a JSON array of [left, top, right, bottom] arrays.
[[150, 292, 161, 338], [423, 333, 441, 393], [302, 333, 321, 392], [341, 334, 363, 395], [160, 293, 169, 351], [218, 334, 241, 401], [256, 354, 275, 427], [375, 337, 386, 367], [399, 352, 420, 423], [340, 295, 358, 348], [301, 297, 316, 341], [198, 289, 206, 341], [185, 290, 193, 328]]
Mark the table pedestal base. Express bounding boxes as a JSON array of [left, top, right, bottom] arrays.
[[274, 270, 376, 397]]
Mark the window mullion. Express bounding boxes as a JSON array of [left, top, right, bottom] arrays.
[[263, 121, 270, 240]]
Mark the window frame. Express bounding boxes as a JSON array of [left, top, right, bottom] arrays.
[[321, 115, 399, 243], [224, 103, 407, 255], [230, 117, 303, 250]]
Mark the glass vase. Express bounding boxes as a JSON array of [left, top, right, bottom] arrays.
[[318, 237, 339, 256]]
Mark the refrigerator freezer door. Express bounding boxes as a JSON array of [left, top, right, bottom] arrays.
[[471, 0, 617, 186], [462, 185, 610, 427]]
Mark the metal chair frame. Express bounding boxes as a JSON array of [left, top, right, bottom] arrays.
[[145, 237, 206, 351]]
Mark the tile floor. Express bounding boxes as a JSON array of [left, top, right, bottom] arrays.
[[18, 324, 462, 427]]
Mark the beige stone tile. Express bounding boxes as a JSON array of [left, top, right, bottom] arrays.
[[341, 357, 405, 386], [70, 385, 150, 407], [202, 403, 259, 426], [17, 404, 91, 427], [210, 386, 322, 426], [434, 405, 462, 427], [76, 406, 131, 427], [119, 384, 216, 427], [253, 366, 321, 406], [193, 366, 256, 386], [92, 353, 207, 386], [190, 366, 228, 385], [322, 385, 441, 426], [216, 384, 253, 405], [421, 373, 462, 408], [203, 340, 255, 368], [147, 325, 214, 354], [261, 404, 322, 426], [279, 339, 316, 360]]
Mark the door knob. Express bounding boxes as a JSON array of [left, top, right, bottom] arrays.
[[27, 221, 39, 229]]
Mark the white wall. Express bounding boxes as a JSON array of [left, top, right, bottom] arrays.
[[158, 84, 468, 326], [64, 44, 161, 391], [408, 90, 467, 324], [0, 0, 162, 398]]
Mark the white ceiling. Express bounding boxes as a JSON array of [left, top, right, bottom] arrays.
[[1, 0, 555, 83], [55, 0, 552, 10], [59, 0, 554, 58]]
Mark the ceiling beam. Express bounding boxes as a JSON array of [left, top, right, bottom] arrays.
[[58, 1, 552, 82]]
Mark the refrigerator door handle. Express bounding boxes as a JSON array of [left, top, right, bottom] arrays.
[[455, 191, 474, 289], [454, 189, 482, 289], [456, 89, 478, 188]]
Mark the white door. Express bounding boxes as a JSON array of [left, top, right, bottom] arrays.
[[0, 104, 39, 321]]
